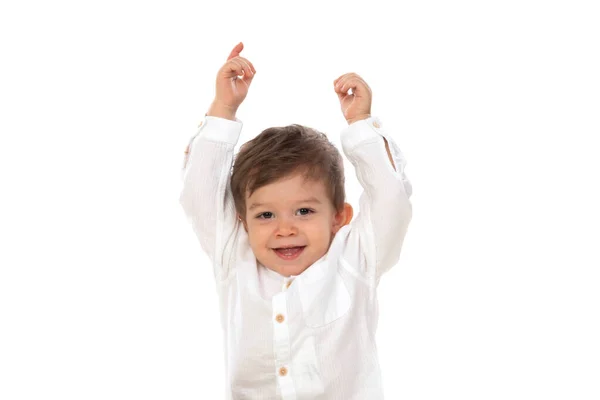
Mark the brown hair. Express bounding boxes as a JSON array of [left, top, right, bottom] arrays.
[[231, 124, 345, 221]]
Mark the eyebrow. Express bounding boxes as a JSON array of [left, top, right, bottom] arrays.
[[248, 197, 322, 211]]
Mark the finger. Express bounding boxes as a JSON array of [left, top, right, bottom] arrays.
[[336, 90, 348, 102], [354, 77, 372, 96], [349, 77, 370, 94], [339, 76, 370, 95], [335, 73, 356, 93], [335, 79, 353, 100], [333, 74, 348, 90], [227, 56, 255, 79], [335, 83, 350, 102], [236, 57, 255, 76], [241, 72, 254, 86], [335, 72, 358, 83], [335, 76, 355, 94], [238, 62, 255, 84], [334, 72, 354, 85], [239, 56, 256, 75], [227, 42, 244, 60], [224, 58, 246, 78]]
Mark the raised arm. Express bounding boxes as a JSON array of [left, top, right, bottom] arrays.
[[334, 73, 413, 284], [179, 42, 256, 280]]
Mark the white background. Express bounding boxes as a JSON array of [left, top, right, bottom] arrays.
[[1, 0, 599, 399]]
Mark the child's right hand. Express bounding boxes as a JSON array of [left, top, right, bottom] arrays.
[[207, 42, 256, 120]]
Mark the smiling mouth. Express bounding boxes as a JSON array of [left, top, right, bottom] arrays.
[[273, 246, 306, 260]]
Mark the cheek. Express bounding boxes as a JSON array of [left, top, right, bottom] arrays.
[[247, 224, 269, 246], [306, 219, 334, 240]]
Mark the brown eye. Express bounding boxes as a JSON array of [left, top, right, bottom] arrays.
[[296, 208, 313, 216], [257, 212, 273, 219]]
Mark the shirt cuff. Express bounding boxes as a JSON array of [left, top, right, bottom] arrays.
[[340, 116, 385, 152], [197, 115, 244, 145]]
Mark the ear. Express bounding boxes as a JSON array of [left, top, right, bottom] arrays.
[[237, 213, 248, 233], [332, 202, 354, 234]]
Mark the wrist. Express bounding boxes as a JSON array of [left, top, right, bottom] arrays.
[[206, 101, 237, 121], [346, 114, 371, 125]]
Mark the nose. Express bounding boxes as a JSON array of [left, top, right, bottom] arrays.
[[275, 216, 297, 237]]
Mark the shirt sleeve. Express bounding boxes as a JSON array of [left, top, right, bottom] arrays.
[[179, 116, 243, 281], [339, 117, 413, 285]]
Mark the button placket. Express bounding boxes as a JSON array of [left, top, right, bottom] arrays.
[[272, 291, 296, 399]]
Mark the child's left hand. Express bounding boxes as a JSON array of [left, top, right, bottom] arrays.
[[333, 73, 372, 125]]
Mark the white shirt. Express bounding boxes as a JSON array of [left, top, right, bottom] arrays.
[[179, 116, 413, 399]]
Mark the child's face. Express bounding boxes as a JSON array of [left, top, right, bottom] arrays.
[[241, 173, 352, 277]]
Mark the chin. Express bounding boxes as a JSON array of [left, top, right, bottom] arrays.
[[274, 262, 309, 277]]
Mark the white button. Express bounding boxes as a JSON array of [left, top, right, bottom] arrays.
[[372, 121, 380, 128]]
